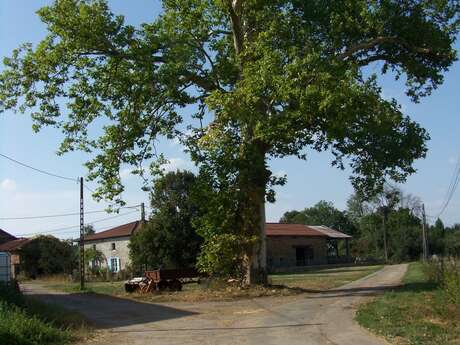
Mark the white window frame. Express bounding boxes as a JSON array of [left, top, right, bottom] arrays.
[[109, 257, 120, 273]]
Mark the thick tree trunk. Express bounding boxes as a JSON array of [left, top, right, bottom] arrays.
[[246, 201, 267, 285]]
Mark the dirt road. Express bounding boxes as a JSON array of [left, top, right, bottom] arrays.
[[23, 264, 407, 345]]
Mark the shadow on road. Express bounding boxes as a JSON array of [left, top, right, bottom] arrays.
[[29, 291, 197, 329], [109, 322, 324, 333], [269, 283, 403, 298]]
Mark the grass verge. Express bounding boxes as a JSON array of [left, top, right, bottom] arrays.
[[44, 265, 382, 303], [356, 262, 460, 345], [0, 283, 91, 345]]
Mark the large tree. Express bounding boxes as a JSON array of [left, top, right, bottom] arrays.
[[1, 0, 459, 283], [129, 170, 203, 270]]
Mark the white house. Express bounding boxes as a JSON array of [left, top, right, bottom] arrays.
[[83, 221, 143, 272]]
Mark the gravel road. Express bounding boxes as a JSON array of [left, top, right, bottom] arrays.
[[23, 264, 407, 345]]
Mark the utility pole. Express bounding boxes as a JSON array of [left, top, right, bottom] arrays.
[[382, 211, 388, 262], [79, 177, 85, 290], [141, 202, 145, 222], [421, 203, 427, 261]]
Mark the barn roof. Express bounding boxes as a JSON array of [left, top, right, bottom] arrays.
[[265, 223, 351, 239], [84, 221, 142, 241], [0, 238, 30, 252], [308, 225, 352, 239], [0, 229, 17, 244]]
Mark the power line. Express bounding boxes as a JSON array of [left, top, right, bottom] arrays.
[[0, 205, 141, 220], [17, 209, 140, 237], [435, 155, 460, 219], [0, 153, 77, 182]]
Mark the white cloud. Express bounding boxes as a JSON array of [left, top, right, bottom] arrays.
[[162, 157, 194, 172], [273, 170, 288, 179], [0, 178, 17, 191], [120, 167, 134, 179]]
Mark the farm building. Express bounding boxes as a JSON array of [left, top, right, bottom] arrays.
[[0, 229, 30, 278], [266, 223, 352, 271], [83, 221, 143, 272]]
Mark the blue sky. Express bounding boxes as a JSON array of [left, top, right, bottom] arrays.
[[1, 1, 459, 239]]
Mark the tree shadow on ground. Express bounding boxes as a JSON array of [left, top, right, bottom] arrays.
[[270, 279, 438, 299], [29, 291, 197, 329]]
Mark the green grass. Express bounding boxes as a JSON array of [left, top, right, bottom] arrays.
[[43, 265, 383, 303], [269, 265, 383, 291], [0, 283, 91, 345], [356, 262, 460, 345]]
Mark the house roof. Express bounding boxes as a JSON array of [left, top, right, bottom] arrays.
[[0, 229, 17, 244], [308, 225, 352, 239], [0, 238, 30, 252], [265, 223, 351, 239], [84, 221, 142, 241]]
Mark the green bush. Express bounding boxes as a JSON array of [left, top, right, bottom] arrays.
[[0, 302, 72, 345], [0, 282, 23, 306], [443, 259, 460, 307], [0, 283, 74, 345]]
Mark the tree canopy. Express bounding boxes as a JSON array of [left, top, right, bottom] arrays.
[[280, 200, 357, 236], [129, 170, 203, 270], [19, 236, 76, 278], [1, 0, 459, 281]]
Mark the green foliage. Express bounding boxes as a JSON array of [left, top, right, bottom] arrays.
[[129, 171, 203, 269], [1, 0, 459, 278], [0, 283, 74, 345], [19, 236, 77, 278], [280, 200, 357, 235], [356, 262, 460, 345], [346, 188, 425, 261]]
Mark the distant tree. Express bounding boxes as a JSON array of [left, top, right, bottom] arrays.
[[19, 236, 76, 277], [129, 171, 203, 270], [280, 200, 356, 236], [83, 224, 95, 236]]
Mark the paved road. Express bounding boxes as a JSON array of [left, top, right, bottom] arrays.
[[23, 264, 407, 345]]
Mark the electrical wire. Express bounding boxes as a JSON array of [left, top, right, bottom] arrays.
[[0, 153, 77, 182], [0, 205, 141, 220], [17, 210, 140, 237], [435, 155, 460, 219]]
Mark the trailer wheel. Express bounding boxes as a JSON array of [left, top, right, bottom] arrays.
[[157, 280, 169, 291], [170, 279, 182, 291]]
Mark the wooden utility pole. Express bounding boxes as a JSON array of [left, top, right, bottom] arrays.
[[79, 177, 85, 290], [421, 203, 427, 261], [382, 211, 388, 262], [141, 202, 145, 222]]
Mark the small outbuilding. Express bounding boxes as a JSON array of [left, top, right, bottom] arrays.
[[266, 223, 352, 271]]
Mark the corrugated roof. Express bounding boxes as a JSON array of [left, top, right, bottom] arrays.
[[265, 223, 352, 238], [307, 225, 352, 239], [84, 221, 142, 241], [265, 223, 327, 237], [0, 238, 30, 252]]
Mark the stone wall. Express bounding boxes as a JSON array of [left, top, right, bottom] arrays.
[[267, 236, 328, 269], [85, 236, 131, 271]]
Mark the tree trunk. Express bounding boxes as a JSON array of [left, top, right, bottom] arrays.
[[246, 201, 267, 285]]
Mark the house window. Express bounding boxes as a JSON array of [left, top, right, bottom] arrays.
[[110, 257, 120, 273], [111, 243, 116, 250]]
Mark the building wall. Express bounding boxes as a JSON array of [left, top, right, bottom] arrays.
[[85, 236, 131, 272], [267, 236, 328, 269]]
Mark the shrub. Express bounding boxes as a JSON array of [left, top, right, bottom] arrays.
[[442, 259, 460, 307], [0, 282, 74, 345]]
